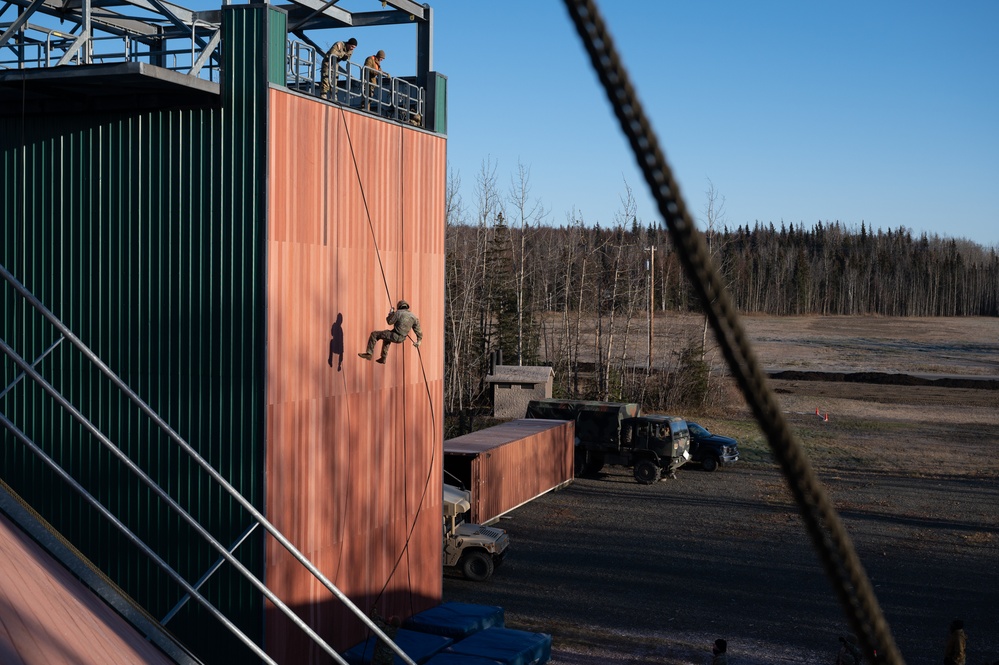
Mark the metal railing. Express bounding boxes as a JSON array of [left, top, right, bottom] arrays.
[[287, 39, 425, 127], [0, 20, 221, 82], [0, 262, 416, 665]]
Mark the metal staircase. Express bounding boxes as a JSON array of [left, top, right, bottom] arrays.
[[0, 261, 416, 664]]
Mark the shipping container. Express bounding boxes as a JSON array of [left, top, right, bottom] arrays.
[[443, 419, 573, 525]]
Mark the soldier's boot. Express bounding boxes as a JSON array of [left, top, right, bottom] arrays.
[[376, 356, 387, 364], [358, 353, 372, 360]]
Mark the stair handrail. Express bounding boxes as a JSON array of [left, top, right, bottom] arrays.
[[0, 262, 417, 665]]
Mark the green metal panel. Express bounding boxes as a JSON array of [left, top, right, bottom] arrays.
[[0, 6, 272, 662], [268, 7, 289, 86], [431, 71, 448, 134]]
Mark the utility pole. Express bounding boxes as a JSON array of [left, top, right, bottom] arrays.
[[646, 246, 656, 370]]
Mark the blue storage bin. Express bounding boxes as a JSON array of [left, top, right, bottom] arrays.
[[403, 602, 505, 640], [342, 628, 453, 665], [422, 653, 505, 665], [446, 628, 551, 665]]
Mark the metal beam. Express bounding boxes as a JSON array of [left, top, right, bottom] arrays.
[[1, 0, 161, 37], [0, 0, 45, 51], [143, 0, 212, 52], [287, 0, 338, 31], [274, 0, 350, 25], [188, 25, 218, 75], [344, 10, 416, 28], [54, 27, 87, 63], [42, 0, 199, 23], [381, 0, 426, 21], [290, 28, 322, 54], [104, 0, 198, 24], [416, 3, 431, 84], [56, 0, 89, 63], [84, 11, 163, 37]]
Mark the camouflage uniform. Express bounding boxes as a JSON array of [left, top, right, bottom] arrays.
[[370, 612, 400, 665], [363, 51, 385, 101], [944, 622, 966, 665], [359, 302, 423, 363], [711, 638, 728, 665], [321, 39, 355, 97], [836, 634, 862, 665]]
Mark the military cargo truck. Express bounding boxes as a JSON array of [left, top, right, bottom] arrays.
[[525, 399, 691, 484]]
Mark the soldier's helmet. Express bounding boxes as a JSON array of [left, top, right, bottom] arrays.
[[396, 300, 410, 310]]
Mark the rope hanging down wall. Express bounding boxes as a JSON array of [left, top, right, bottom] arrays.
[[561, 1, 904, 663], [336, 102, 437, 615]]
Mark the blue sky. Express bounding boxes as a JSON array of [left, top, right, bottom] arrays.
[[331, 1, 999, 247], [286, 1, 997, 248]]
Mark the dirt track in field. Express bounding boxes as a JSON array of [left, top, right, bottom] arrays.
[[444, 315, 999, 665]]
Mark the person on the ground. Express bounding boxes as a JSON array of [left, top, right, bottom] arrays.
[[321, 37, 357, 97], [711, 638, 728, 665], [359, 300, 422, 364], [943, 619, 966, 665], [836, 633, 862, 665], [369, 608, 401, 665], [363, 49, 387, 103]]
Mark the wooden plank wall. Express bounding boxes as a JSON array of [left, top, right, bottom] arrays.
[[265, 88, 445, 660]]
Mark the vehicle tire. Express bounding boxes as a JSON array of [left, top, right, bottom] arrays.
[[460, 551, 494, 581], [634, 460, 661, 485], [701, 456, 718, 473]]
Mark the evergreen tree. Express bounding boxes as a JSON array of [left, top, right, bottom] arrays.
[[485, 213, 520, 363]]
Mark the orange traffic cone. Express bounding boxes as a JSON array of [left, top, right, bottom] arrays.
[[823, 413, 829, 422]]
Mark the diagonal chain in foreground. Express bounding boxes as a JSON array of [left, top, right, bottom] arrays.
[[561, 1, 904, 663]]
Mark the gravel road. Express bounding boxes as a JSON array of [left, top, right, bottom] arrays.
[[443, 409, 999, 665]]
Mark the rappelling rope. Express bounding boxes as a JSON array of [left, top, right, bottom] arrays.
[[337, 103, 394, 309], [561, 2, 904, 664], [331, 247, 351, 588], [335, 100, 437, 618]]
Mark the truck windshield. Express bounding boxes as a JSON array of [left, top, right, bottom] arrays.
[[688, 423, 709, 437]]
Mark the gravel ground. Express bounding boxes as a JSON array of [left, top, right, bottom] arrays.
[[442, 317, 999, 665], [445, 455, 999, 664]]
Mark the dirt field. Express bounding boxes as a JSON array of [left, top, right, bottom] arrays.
[[443, 315, 999, 665]]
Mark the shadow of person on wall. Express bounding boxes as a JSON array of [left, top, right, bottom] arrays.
[[328, 313, 344, 371]]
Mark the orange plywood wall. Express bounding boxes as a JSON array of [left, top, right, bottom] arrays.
[[265, 89, 445, 661]]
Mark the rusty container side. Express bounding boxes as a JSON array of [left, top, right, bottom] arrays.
[[443, 419, 574, 525], [265, 88, 445, 661]]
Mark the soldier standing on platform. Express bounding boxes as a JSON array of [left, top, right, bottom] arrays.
[[321, 37, 357, 98]]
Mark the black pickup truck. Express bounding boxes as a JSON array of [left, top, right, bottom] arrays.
[[686, 421, 740, 472]]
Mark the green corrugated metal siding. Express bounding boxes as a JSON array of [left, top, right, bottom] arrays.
[[0, 6, 272, 662], [432, 72, 447, 134], [267, 8, 288, 85]]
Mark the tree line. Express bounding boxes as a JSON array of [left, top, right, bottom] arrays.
[[444, 167, 998, 427]]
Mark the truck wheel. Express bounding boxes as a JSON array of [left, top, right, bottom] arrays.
[[634, 460, 661, 485], [701, 456, 718, 472], [460, 551, 494, 581]]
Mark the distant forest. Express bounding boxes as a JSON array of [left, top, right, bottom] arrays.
[[443, 172, 998, 417]]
